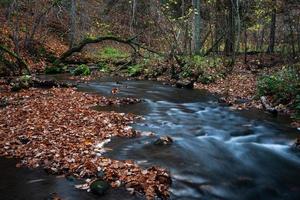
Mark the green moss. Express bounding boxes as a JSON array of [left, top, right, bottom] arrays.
[[72, 64, 91, 76], [98, 47, 129, 61], [90, 180, 110, 196]]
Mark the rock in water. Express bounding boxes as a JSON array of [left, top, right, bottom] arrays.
[[153, 136, 173, 146], [292, 138, 300, 151], [90, 180, 110, 196], [175, 79, 194, 89]]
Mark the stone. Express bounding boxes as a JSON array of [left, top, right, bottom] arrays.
[[17, 135, 30, 144], [292, 138, 300, 151], [175, 79, 194, 89], [153, 136, 173, 146], [90, 180, 110, 196]]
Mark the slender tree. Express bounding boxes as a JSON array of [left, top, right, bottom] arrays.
[[69, 0, 77, 48], [267, 0, 276, 53], [193, 0, 201, 54]]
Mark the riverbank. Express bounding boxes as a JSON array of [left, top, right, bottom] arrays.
[[0, 86, 170, 199], [65, 57, 299, 128]]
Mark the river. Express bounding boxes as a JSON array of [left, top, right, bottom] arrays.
[[1, 76, 300, 200]]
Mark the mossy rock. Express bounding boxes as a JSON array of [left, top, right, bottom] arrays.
[[90, 180, 110, 196]]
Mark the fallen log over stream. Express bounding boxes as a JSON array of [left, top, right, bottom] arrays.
[[57, 36, 162, 63]]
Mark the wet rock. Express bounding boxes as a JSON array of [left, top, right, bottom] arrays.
[[230, 128, 253, 137], [90, 180, 110, 196], [66, 175, 76, 182], [234, 98, 250, 104], [260, 96, 278, 116], [292, 138, 300, 151], [153, 136, 173, 146], [175, 79, 194, 89], [218, 97, 233, 106]]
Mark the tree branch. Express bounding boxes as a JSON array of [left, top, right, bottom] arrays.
[[58, 36, 162, 62]]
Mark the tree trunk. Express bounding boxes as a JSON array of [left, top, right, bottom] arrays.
[[244, 27, 248, 63], [193, 0, 201, 55], [0, 45, 31, 74], [213, 0, 223, 53], [130, 0, 137, 34], [267, 3, 276, 53], [259, 27, 265, 51], [69, 0, 77, 48], [235, 0, 241, 53], [224, 0, 235, 56]]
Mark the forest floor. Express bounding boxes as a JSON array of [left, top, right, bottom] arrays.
[[0, 85, 170, 200], [194, 57, 300, 128]]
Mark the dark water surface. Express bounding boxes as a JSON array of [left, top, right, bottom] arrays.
[[1, 76, 300, 200]]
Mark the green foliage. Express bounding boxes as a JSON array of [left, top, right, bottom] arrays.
[[97, 62, 111, 73], [180, 55, 225, 84], [127, 64, 144, 77], [257, 65, 300, 104], [72, 64, 91, 76], [0, 0, 12, 7], [98, 47, 129, 61], [45, 65, 64, 74], [294, 95, 300, 119], [11, 75, 32, 91]]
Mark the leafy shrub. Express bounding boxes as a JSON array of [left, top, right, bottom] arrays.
[[72, 64, 91, 76], [179, 55, 225, 84], [0, 0, 12, 7], [128, 64, 143, 76], [45, 65, 64, 74], [295, 95, 300, 119], [257, 65, 300, 104]]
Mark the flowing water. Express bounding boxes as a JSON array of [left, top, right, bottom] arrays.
[[1, 76, 300, 200]]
